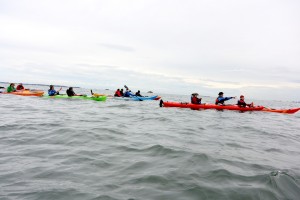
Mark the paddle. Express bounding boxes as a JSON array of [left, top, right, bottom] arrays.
[[134, 95, 143, 101]]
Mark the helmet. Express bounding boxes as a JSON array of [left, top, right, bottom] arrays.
[[218, 92, 223, 95], [240, 95, 244, 98]]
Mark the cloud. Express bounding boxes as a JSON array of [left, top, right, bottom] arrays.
[[0, 0, 300, 100], [98, 43, 135, 52]]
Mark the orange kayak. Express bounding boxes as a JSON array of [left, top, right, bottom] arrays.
[[3, 90, 44, 97]]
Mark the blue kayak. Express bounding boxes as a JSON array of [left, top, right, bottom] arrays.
[[112, 95, 158, 101]]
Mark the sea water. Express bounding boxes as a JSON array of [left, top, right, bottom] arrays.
[[0, 86, 299, 200]]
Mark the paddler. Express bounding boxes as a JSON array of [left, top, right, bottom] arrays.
[[7, 83, 16, 93], [124, 90, 135, 97], [237, 95, 253, 107], [114, 89, 122, 97], [48, 85, 62, 96], [0, 86, 5, 93], [120, 89, 124, 96], [215, 92, 235, 105], [135, 90, 143, 97], [16, 83, 25, 90], [66, 87, 82, 96], [191, 93, 202, 104]]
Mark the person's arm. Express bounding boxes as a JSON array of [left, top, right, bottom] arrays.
[[56, 87, 62, 95], [224, 97, 236, 101], [198, 98, 202, 104]]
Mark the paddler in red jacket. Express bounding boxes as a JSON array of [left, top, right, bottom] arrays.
[[237, 95, 253, 107], [16, 83, 25, 90], [191, 93, 202, 104], [114, 89, 122, 97]]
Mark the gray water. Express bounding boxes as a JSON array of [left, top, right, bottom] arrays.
[[1, 86, 300, 200]]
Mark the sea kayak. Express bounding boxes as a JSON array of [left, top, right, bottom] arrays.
[[262, 107, 300, 114], [161, 101, 264, 111], [112, 95, 159, 101], [2, 90, 44, 97], [44, 95, 107, 101]]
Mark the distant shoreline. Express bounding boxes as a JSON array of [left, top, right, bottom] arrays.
[[0, 82, 80, 88]]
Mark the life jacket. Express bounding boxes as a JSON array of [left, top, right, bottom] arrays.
[[191, 96, 200, 104], [215, 97, 223, 105], [238, 99, 245, 104], [237, 99, 246, 107], [66, 89, 75, 96], [16, 85, 24, 90], [48, 89, 57, 96], [114, 90, 121, 97]]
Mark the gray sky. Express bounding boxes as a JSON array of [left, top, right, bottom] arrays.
[[0, 0, 299, 100]]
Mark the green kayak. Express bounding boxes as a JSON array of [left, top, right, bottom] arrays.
[[44, 95, 107, 101]]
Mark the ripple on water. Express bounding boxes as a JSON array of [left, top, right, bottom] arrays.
[[0, 92, 300, 200]]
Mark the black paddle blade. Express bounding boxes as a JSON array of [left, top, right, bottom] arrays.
[[90, 90, 93, 95], [159, 99, 164, 107]]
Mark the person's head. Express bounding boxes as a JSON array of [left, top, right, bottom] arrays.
[[50, 85, 54, 90], [10, 83, 15, 87], [117, 89, 120, 91], [218, 92, 223, 96], [69, 87, 73, 91], [192, 93, 199, 97], [240, 95, 244, 99]]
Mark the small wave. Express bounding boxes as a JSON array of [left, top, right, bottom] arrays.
[[267, 170, 300, 199]]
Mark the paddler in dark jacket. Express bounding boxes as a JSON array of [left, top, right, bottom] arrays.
[[120, 89, 124, 96], [237, 95, 253, 107], [191, 93, 202, 104], [135, 90, 143, 97], [215, 92, 235, 105], [66, 87, 77, 96]]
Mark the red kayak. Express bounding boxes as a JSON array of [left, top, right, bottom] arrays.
[[262, 108, 300, 114], [161, 101, 264, 111], [154, 96, 161, 100], [160, 101, 300, 114]]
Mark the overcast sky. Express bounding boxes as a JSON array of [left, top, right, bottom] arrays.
[[0, 0, 299, 100]]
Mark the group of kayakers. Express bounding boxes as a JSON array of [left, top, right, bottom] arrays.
[[48, 85, 85, 97], [1, 83, 25, 93], [114, 85, 143, 97], [2, 83, 253, 107], [191, 92, 253, 107]]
